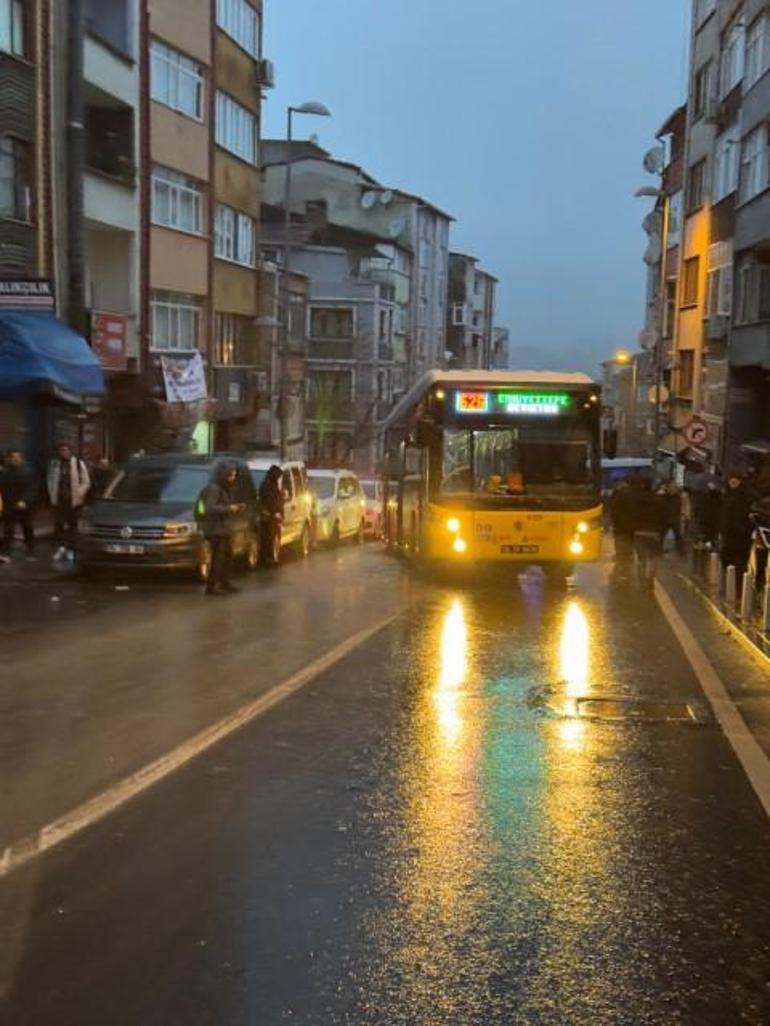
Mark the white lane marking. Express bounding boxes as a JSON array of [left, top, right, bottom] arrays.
[[655, 579, 770, 818], [0, 615, 397, 879]]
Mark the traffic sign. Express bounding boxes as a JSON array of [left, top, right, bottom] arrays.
[[683, 419, 710, 446]]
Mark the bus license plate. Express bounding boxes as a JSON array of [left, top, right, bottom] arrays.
[[106, 543, 146, 555], [502, 544, 539, 554]]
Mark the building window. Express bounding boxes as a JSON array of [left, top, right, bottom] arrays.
[[310, 307, 354, 339], [151, 40, 204, 121], [720, 19, 745, 99], [682, 257, 700, 307], [678, 350, 695, 399], [0, 137, 30, 221], [216, 0, 258, 57], [215, 92, 256, 164], [687, 159, 707, 213], [663, 278, 677, 339], [739, 125, 770, 203], [451, 302, 466, 326], [707, 242, 733, 317], [0, 0, 24, 56], [150, 291, 200, 351], [693, 61, 713, 119], [746, 14, 770, 90], [151, 166, 202, 234], [214, 205, 255, 266], [214, 312, 258, 366], [737, 260, 770, 324], [713, 129, 739, 202]]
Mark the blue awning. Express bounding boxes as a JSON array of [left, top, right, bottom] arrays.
[[0, 311, 105, 404]]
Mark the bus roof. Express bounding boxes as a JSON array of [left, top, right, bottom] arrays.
[[382, 369, 599, 432]]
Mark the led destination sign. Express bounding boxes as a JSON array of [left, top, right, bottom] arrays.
[[454, 390, 571, 416]]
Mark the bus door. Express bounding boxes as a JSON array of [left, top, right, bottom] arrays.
[[399, 443, 426, 552]]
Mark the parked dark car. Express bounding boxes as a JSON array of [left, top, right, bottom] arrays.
[[76, 454, 260, 581]]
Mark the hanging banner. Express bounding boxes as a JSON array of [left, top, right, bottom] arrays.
[[91, 311, 128, 371], [161, 352, 208, 403]]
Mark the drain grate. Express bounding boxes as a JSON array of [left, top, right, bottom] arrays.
[[575, 697, 703, 723]]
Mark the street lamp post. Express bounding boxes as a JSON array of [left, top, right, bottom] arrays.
[[279, 101, 331, 461]]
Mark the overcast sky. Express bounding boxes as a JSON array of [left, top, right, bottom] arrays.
[[263, 0, 690, 374]]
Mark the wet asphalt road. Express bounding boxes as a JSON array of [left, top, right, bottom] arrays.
[[3, 547, 770, 1025]]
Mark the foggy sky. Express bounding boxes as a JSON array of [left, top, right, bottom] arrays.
[[262, 0, 690, 374]]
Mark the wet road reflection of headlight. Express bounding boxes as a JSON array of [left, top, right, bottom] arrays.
[[436, 599, 468, 744], [560, 601, 589, 696]]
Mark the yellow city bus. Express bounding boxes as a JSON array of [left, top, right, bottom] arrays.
[[381, 371, 604, 571]]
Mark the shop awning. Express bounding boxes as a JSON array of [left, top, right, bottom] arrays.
[[0, 311, 105, 404]]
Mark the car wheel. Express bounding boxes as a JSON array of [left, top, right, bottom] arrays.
[[245, 532, 260, 571], [198, 539, 213, 583], [295, 523, 311, 559]]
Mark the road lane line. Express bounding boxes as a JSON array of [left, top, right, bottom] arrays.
[[0, 614, 398, 880], [655, 579, 770, 818]]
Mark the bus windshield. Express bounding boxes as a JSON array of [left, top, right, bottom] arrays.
[[440, 424, 597, 501]]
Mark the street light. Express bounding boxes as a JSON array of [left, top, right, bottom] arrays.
[[614, 349, 632, 365], [279, 101, 332, 460]]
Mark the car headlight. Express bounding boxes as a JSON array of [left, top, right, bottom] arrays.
[[164, 521, 197, 538]]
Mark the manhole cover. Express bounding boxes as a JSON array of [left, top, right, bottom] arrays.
[[576, 697, 702, 723]]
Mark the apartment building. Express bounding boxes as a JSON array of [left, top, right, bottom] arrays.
[[447, 253, 498, 369]]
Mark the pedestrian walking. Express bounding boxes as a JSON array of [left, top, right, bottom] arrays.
[[696, 481, 722, 548], [47, 443, 90, 562], [196, 463, 244, 595], [721, 474, 753, 576], [0, 449, 38, 560], [608, 480, 634, 562], [258, 465, 284, 565], [660, 482, 685, 556], [630, 477, 665, 586]]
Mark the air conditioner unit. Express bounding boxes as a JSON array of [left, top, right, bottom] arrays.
[[256, 59, 275, 89], [707, 314, 728, 340]]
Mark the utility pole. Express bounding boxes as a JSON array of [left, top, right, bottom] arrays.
[[66, 0, 87, 337]]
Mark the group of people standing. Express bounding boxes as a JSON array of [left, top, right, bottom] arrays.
[[0, 444, 112, 565]]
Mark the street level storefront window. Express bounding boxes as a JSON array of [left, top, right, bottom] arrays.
[[0, 0, 23, 55], [736, 259, 770, 324], [686, 159, 707, 213], [0, 136, 30, 221], [151, 166, 203, 234], [214, 204, 255, 266], [682, 257, 700, 308], [310, 307, 354, 340], [720, 18, 745, 99], [214, 312, 257, 366], [216, 0, 258, 57], [707, 241, 733, 317], [150, 40, 204, 121], [151, 291, 200, 352], [746, 14, 770, 90], [739, 124, 770, 204], [215, 92, 256, 164]]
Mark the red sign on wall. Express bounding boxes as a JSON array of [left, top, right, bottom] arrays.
[[91, 312, 128, 371]]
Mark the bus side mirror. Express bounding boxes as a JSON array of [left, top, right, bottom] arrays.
[[603, 429, 618, 460]]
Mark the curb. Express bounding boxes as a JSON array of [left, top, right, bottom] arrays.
[[674, 571, 770, 670]]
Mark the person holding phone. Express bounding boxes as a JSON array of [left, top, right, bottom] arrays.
[[196, 462, 245, 595]]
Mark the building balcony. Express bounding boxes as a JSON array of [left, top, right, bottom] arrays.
[[84, 34, 137, 108], [308, 338, 355, 361], [85, 171, 137, 232]]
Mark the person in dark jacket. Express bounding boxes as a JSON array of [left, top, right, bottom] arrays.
[[660, 483, 685, 556], [630, 477, 665, 584], [609, 481, 635, 562], [0, 449, 38, 559], [696, 480, 722, 546], [720, 474, 753, 575], [258, 465, 284, 565], [197, 463, 244, 595]]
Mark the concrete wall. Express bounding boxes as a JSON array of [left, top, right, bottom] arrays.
[[150, 0, 211, 64], [151, 104, 211, 181]]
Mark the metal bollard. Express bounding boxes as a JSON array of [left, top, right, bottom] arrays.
[[725, 565, 738, 610], [741, 571, 756, 621], [692, 542, 704, 574], [708, 551, 721, 588], [763, 588, 770, 635]]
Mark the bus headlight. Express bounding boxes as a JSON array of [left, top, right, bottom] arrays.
[[446, 517, 460, 534], [569, 539, 584, 556], [577, 521, 589, 534], [453, 537, 468, 554]]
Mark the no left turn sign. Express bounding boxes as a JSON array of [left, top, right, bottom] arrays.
[[683, 419, 710, 446]]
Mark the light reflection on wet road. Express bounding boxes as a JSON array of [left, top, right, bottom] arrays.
[[3, 551, 770, 1024]]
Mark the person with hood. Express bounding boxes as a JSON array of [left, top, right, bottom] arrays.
[[47, 443, 90, 561], [660, 482, 685, 556], [196, 463, 244, 595], [608, 480, 634, 562], [259, 465, 284, 565], [720, 473, 753, 576], [0, 449, 38, 560], [630, 476, 665, 584]]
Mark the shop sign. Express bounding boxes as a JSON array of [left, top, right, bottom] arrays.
[[0, 278, 55, 311], [161, 352, 208, 403], [91, 312, 128, 371]]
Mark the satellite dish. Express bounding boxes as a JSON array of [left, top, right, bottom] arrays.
[[361, 191, 378, 210], [388, 218, 406, 238], [642, 210, 663, 236], [643, 146, 665, 174], [380, 190, 394, 206], [638, 328, 657, 350]]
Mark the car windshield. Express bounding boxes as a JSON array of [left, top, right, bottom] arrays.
[[309, 476, 336, 499], [361, 481, 377, 499], [107, 466, 212, 504], [440, 424, 597, 501]]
